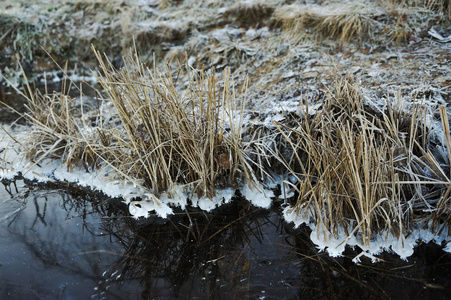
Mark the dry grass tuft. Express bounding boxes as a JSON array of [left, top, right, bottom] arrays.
[[274, 75, 451, 244], [225, 1, 276, 27], [273, 6, 320, 42], [389, 23, 411, 44], [274, 4, 373, 43], [385, 0, 450, 15], [315, 11, 373, 43], [91, 48, 257, 198], [5, 45, 261, 202], [8, 63, 98, 172]]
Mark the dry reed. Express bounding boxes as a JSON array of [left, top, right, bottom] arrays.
[[274, 75, 451, 245], [274, 4, 373, 43], [4, 61, 97, 173], [90, 48, 258, 198]]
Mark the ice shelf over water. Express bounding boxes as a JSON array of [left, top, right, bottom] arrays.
[[283, 205, 451, 260]]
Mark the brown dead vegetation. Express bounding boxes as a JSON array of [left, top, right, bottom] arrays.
[[224, 1, 276, 27], [274, 75, 451, 244], [273, 3, 374, 43], [92, 49, 258, 198]]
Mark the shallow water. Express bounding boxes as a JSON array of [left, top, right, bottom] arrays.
[[1, 179, 451, 300]]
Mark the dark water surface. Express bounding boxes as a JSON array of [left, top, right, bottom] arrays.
[[1, 179, 451, 300]]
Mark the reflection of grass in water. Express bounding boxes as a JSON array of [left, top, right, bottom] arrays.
[[4, 178, 450, 298], [1, 181, 137, 299], [105, 199, 273, 298], [94, 193, 451, 299]]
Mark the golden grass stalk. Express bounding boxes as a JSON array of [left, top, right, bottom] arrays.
[[274, 75, 450, 245], [91, 48, 257, 198], [274, 4, 373, 43], [3, 61, 97, 173]]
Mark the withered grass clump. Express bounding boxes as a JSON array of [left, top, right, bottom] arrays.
[[8, 46, 259, 203], [274, 5, 373, 43], [10, 64, 97, 172], [315, 11, 373, 43], [389, 23, 411, 44], [91, 49, 256, 198], [388, 0, 450, 15], [225, 1, 276, 27], [275, 76, 451, 245], [273, 6, 319, 42]]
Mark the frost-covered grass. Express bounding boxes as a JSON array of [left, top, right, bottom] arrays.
[[1, 48, 270, 213], [1, 0, 448, 78], [275, 75, 451, 257], [272, 0, 449, 44], [274, 3, 375, 43], [1, 49, 275, 219], [91, 49, 260, 199]]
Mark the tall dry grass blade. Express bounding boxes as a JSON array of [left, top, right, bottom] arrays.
[[272, 74, 447, 247], [90, 47, 258, 199]]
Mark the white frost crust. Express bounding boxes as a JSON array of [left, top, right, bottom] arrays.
[[283, 206, 451, 260], [240, 183, 274, 208]]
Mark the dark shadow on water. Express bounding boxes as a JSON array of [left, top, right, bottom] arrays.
[[0, 178, 450, 300]]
